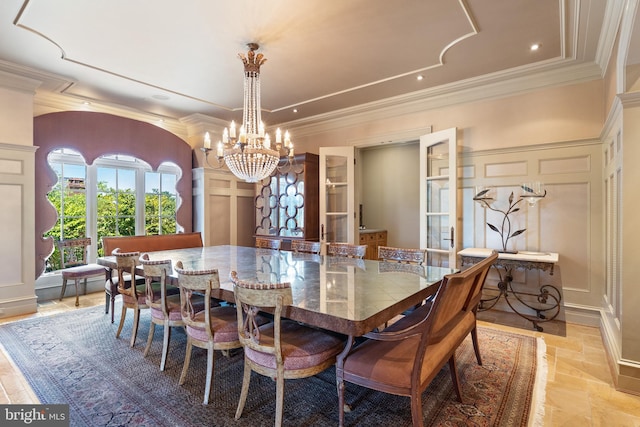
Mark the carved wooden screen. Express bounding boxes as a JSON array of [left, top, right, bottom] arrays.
[[255, 162, 306, 238]]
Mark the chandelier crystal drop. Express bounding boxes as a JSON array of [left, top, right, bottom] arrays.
[[201, 43, 293, 183]]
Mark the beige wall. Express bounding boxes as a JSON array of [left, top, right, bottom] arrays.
[[0, 87, 34, 146], [292, 80, 604, 155], [360, 143, 420, 248]]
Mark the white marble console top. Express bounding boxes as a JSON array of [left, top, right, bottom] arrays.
[[458, 247, 559, 264]]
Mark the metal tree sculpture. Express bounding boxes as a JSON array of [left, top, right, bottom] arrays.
[[474, 189, 526, 253]]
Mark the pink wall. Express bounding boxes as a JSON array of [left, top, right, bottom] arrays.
[[34, 111, 193, 277]]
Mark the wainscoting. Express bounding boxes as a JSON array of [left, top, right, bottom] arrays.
[[0, 142, 37, 318], [459, 140, 604, 324]]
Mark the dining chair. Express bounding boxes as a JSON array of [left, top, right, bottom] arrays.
[[291, 240, 321, 254], [255, 237, 282, 250], [231, 271, 345, 427], [377, 246, 426, 265], [378, 246, 428, 318], [113, 249, 151, 347], [336, 251, 497, 427], [57, 237, 106, 307], [139, 254, 191, 371], [175, 261, 246, 405], [327, 243, 367, 259]]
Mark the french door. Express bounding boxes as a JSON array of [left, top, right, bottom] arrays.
[[319, 147, 356, 250], [420, 128, 458, 267]]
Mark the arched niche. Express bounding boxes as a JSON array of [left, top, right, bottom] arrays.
[[34, 111, 193, 278]]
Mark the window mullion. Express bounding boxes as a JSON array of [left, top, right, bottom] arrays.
[[136, 167, 146, 235], [86, 163, 98, 262]]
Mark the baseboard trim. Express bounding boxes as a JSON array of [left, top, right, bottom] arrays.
[[0, 295, 38, 319], [563, 303, 602, 327], [572, 303, 640, 396]]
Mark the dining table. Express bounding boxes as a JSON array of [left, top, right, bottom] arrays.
[[97, 245, 456, 337]]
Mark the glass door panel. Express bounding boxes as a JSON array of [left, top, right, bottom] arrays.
[[420, 128, 457, 268], [320, 147, 355, 250]]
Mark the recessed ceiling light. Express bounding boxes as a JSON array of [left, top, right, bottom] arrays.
[[530, 43, 540, 51], [152, 94, 170, 101], [82, 101, 91, 105], [417, 75, 424, 81], [293, 109, 298, 113]]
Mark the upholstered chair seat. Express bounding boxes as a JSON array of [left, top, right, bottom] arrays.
[[243, 320, 345, 371], [184, 306, 240, 343], [149, 293, 183, 321], [342, 312, 475, 390], [122, 283, 153, 305]]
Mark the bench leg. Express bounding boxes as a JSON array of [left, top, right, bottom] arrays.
[[110, 293, 116, 323], [74, 279, 80, 307], [59, 278, 68, 301]]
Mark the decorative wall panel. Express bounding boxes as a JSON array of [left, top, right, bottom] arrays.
[[540, 156, 590, 174], [485, 161, 527, 177], [0, 184, 22, 285], [0, 158, 22, 174], [461, 141, 603, 311]]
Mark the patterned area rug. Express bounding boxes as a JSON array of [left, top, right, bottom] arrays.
[[0, 305, 546, 426]]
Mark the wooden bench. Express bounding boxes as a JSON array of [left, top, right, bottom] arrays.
[[102, 232, 203, 322], [102, 232, 203, 256]]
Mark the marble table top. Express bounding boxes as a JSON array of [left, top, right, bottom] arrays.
[[98, 245, 456, 336]]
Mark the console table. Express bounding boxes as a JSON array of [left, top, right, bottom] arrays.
[[458, 248, 561, 331]]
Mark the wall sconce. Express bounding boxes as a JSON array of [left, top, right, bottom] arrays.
[[520, 182, 546, 207]]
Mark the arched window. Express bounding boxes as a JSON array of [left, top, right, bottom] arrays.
[[34, 112, 193, 279], [44, 149, 182, 271]]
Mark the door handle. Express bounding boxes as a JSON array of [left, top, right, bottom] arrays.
[[321, 224, 325, 241], [442, 227, 454, 248]]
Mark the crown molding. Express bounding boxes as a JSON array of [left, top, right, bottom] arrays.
[[619, 90, 640, 107], [0, 68, 42, 94], [347, 126, 433, 148], [179, 113, 231, 138], [33, 91, 189, 140], [0, 61, 190, 140], [595, 0, 626, 73], [286, 60, 603, 138], [0, 59, 71, 93]]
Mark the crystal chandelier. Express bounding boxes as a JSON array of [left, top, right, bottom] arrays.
[[201, 43, 293, 183]]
